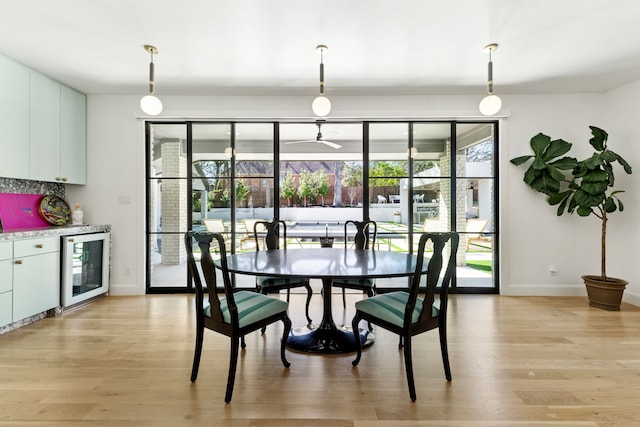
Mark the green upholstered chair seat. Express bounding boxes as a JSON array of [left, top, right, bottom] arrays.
[[354, 291, 438, 328], [257, 276, 307, 289], [204, 290, 289, 328]]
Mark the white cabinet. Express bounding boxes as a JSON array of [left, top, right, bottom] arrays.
[[60, 85, 87, 184], [29, 71, 62, 183], [0, 241, 13, 327], [0, 53, 86, 184], [0, 55, 30, 180], [12, 237, 60, 322]]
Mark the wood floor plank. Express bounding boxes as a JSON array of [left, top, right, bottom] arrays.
[[0, 294, 639, 426]]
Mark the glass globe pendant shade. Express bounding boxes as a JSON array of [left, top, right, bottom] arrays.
[[312, 95, 331, 117], [479, 94, 502, 116], [140, 95, 163, 116]]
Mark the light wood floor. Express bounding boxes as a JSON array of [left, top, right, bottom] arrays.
[[1, 293, 639, 426]]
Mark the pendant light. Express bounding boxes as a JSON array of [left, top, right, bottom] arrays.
[[479, 43, 502, 116], [140, 44, 163, 116], [311, 44, 331, 117]]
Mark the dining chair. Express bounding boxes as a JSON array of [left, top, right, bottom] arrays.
[[332, 219, 378, 309], [184, 231, 292, 403], [253, 219, 313, 326], [351, 231, 459, 401]]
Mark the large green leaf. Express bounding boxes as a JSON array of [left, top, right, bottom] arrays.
[[589, 126, 608, 151], [548, 166, 566, 182], [574, 188, 604, 207], [609, 150, 633, 174], [581, 181, 609, 195], [604, 197, 617, 213], [550, 156, 578, 170], [532, 158, 547, 170], [542, 138, 572, 161], [582, 154, 603, 170], [529, 171, 560, 195], [510, 155, 533, 166], [530, 133, 551, 157], [556, 193, 571, 215], [548, 190, 571, 205], [581, 168, 608, 184], [576, 206, 592, 216]]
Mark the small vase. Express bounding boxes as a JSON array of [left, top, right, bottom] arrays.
[[71, 203, 84, 225]]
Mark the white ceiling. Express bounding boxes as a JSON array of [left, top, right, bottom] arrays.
[[1, 0, 640, 97]]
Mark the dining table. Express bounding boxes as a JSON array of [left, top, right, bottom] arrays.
[[222, 247, 423, 354]]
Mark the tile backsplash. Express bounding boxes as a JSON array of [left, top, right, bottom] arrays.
[[0, 178, 64, 198]]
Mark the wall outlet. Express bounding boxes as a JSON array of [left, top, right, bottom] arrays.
[[548, 265, 558, 276]]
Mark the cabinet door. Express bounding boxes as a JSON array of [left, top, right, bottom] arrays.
[[0, 291, 12, 328], [0, 258, 12, 294], [12, 251, 60, 322], [0, 256, 13, 326], [60, 85, 86, 185], [29, 71, 61, 182], [0, 55, 30, 179]]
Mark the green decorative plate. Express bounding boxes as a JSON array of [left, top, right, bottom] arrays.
[[38, 195, 71, 226]]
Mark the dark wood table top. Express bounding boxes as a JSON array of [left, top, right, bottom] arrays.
[[223, 247, 422, 279]]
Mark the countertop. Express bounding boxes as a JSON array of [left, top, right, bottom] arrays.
[[0, 224, 111, 241]]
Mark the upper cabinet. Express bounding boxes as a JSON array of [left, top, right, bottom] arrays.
[[29, 71, 62, 182], [60, 85, 87, 184], [0, 55, 30, 180], [0, 54, 86, 185]]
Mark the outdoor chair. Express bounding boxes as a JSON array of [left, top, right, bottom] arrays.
[[465, 218, 489, 249], [240, 219, 263, 250], [351, 231, 459, 401], [184, 231, 291, 403], [332, 219, 377, 310], [376, 195, 388, 204], [203, 219, 225, 233], [253, 219, 313, 327]]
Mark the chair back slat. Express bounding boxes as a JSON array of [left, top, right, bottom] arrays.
[[254, 219, 287, 251], [404, 232, 459, 326], [344, 219, 377, 249], [185, 231, 238, 325]]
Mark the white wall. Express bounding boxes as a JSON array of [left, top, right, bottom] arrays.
[[65, 90, 640, 306], [603, 80, 640, 305]]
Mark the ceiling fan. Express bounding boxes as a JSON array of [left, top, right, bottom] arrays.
[[285, 122, 342, 149]]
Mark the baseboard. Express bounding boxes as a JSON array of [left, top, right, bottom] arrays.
[[502, 283, 639, 307], [622, 289, 640, 307], [109, 283, 142, 295], [501, 283, 587, 296]]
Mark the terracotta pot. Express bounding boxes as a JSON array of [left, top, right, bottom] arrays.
[[582, 275, 628, 311]]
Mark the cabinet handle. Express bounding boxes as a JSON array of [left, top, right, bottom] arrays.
[[15, 260, 23, 265], [36, 244, 44, 248], [62, 177, 68, 182]]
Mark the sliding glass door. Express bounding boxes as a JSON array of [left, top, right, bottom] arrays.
[[146, 120, 499, 293]]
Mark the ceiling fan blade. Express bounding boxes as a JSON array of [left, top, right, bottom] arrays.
[[285, 140, 316, 144], [319, 140, 342, 149]]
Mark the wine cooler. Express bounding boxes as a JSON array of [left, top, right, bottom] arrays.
[[61, 232, 110, 307]]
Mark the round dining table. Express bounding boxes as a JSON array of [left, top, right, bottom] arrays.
[[222, 247, 422, 354]]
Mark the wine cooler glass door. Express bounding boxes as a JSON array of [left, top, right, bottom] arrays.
[[61, 232, 110, 307]]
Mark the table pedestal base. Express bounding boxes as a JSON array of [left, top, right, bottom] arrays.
[[287, 324, 375, 354]]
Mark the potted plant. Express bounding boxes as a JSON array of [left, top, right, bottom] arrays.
[[510, 126, 632, 310]]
